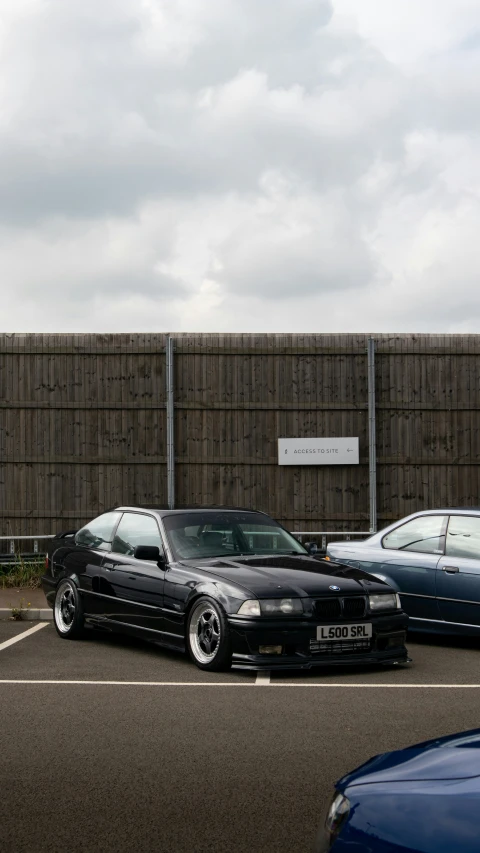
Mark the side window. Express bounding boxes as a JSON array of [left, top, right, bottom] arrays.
[[112, 513, 162, 556], [75, 512, 122, 551], [382, 515, 447, 555], [446, 516, 480, 560]]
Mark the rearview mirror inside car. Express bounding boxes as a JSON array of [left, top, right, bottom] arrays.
[[133, 545, 162, 562]]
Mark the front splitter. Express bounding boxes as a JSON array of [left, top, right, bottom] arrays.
[[231, 654, 412, 671]]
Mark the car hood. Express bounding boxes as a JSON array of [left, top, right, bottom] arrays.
[[327, 540, 368, 555], [179, 554, 394, 597], [339, 729, 480, 788]]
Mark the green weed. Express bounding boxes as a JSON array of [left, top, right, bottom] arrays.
[[0, 554, 45, 589], [9, 598, 32, 620]]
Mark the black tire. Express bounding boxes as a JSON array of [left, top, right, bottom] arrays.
[[53, 579, 85, 639], [186, 597, 232, 671]]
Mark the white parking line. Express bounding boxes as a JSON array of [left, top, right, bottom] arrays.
[[255, 671, 271, 685], [0, 623, 49, 652], [1, 680, 480, 687]]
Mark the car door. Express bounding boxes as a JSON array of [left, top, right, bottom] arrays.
[[101, 512, 166, 633], [69, 511, 123, 617], [436, 514, 480, 626], [368, 514, 447, 620]]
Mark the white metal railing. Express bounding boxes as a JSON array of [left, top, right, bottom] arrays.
[[292, 531, 371, 552], [292, 530, 372, 539], [0, 530, 370, 556], [0, 534, 56, 555]]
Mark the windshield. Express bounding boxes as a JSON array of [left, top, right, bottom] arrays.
[[163, 511, 307, 561]]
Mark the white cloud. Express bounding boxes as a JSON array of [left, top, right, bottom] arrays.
[[1, 0, 480, 332], [333, 0, 480, 66]]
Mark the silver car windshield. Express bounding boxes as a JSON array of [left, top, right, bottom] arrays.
[[163, 512, 307, 561]]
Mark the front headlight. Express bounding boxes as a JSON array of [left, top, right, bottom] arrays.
[[237, 598, 303, 616], [326, 792, 350, 841], [368, 592, 401, 612], [261, 598, 303, 615], [314, 792, 350, 851], [237, 600, 261, 616]]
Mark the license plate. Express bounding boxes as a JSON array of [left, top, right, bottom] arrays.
[[317, 623, 372, 641]]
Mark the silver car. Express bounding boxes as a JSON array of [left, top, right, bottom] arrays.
[[326, 508, 480, 636]]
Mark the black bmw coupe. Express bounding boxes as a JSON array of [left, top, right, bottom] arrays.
[[42, 507, 410, 671]]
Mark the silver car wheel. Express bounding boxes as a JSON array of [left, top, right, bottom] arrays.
[[189, 601, 221, 664], [55, 581, 76, 634]]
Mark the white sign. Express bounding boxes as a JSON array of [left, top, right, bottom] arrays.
[[278, 437, 359, 466]]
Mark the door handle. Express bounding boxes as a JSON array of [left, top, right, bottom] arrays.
[[442, 566, 459, 574], [103, 562, 114, 570]]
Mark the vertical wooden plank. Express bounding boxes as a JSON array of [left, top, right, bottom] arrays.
[[6, 332, 480, 542]]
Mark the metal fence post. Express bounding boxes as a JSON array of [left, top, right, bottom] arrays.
[[166, 335, 175, 510], [367, 337, 377, 533]]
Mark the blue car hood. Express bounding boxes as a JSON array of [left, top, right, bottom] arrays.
[[339, 729, 480, 788]]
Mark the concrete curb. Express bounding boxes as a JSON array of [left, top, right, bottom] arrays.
[[0, 608, 53, 621]]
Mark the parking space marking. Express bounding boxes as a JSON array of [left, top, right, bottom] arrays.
[[1, 679, 480, 687], [255, 670, 270, 685], [0, 623, 48, 652], [253, 682, 480, 688], [0, 679, 255, 686]]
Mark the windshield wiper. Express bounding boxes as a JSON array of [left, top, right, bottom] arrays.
[[260, 550, 307, 556], [194, 550, 307, 560], [194, 552, 251, 559]]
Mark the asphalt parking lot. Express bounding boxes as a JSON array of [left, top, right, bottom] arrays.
[[2, 623, 480, 853]]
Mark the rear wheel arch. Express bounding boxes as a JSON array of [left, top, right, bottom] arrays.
[[56, 571, 81, 589]]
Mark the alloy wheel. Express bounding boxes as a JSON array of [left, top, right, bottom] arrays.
[[55, 582, 76, 633], [189, 602, 221, 664]]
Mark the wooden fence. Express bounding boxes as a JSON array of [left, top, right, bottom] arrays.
[[1, 333, 480, 547]]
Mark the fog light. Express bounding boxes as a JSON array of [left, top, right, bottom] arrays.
[[387, 632, 406, 648], [259, 645, 283, 655]]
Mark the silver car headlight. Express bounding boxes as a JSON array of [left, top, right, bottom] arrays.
[[368, 592, 401, 612], [237, 600, 261, 616], [314, 792, 351, 851], [261, 598, 303, 615], [326, 793, 350, 841], [237, 598, 303, 616]]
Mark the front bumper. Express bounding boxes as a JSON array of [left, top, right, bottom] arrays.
[[227, 612, 410, 671]]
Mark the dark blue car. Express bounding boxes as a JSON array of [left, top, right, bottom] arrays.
[[315, 728, 480, 852], [327, 509, 480, 636]]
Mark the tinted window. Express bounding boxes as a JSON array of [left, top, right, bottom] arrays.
[[382, 515, 447, 554], [75, 512, 122, 551], [112, 513, 162, 556], [446, 515, 480, 560], [163, 511, 306, 560]]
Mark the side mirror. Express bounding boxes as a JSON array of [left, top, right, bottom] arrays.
[[133, 545, 163, 563], [306, 542, 318, 555]]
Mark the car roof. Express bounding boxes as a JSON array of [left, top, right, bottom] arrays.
[[410, 507, 480, 514], [109, 505, 267, 517]]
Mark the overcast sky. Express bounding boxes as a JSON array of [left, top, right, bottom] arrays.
[[2, 0, 480, 333]]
